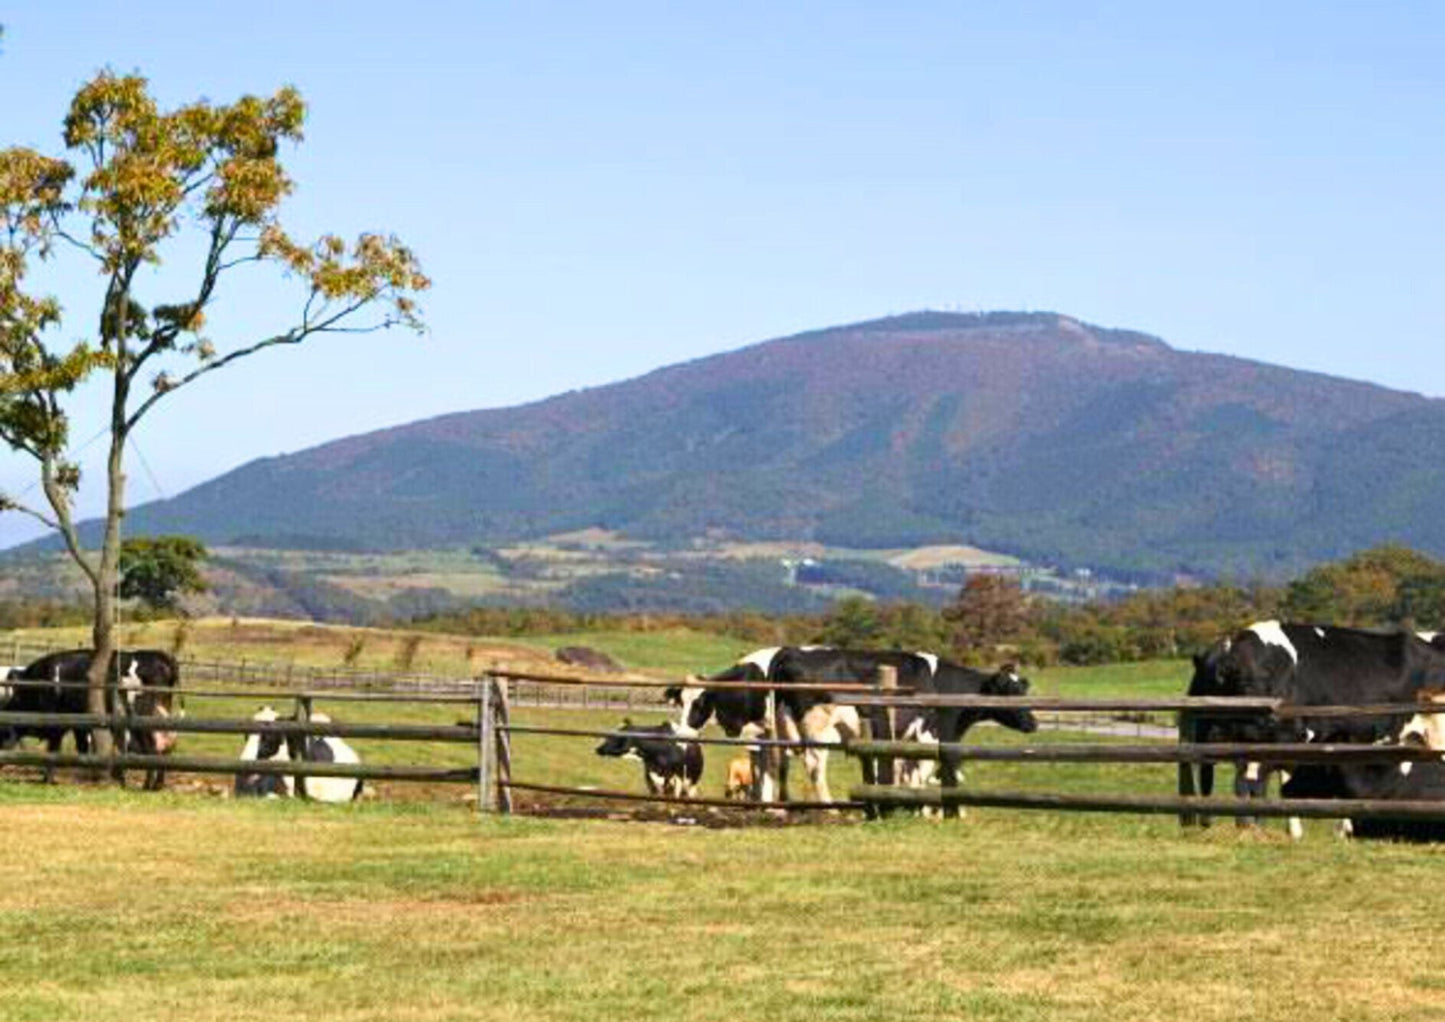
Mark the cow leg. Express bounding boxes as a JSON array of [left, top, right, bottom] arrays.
[[858, 750, 880, 820], [1178, 715, 1201, 828], [937, 713, 963, 820], [111, 728, 129, 788], [1234, 762, 1265, 828], [42, 731, 63, 784], [803, 747, 831, 804], [1277, 769, 1304, 840]]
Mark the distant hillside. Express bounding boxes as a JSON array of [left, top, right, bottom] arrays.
[[56, 311, 1445, 578]]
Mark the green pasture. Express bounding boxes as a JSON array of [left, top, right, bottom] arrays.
[[2, 782, 1443, 1022], [2, 641, 1436, 1021]]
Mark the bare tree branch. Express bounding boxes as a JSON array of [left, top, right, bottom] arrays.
[[124, 294, 379, 431]]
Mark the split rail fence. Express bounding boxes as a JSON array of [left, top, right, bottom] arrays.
[[486, 667, 1445, 826], [4, 648, 1445, 826]]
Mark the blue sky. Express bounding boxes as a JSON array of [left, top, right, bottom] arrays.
[[1, 2, 1443, 546]]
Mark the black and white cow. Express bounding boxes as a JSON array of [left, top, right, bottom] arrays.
[[235, 706, 293, 798], [0, 649, 180, 789], [671, 646, 869, 804], [0, 666, 19, 749], [235, 706, 364, 803], [595, 718, 705, 798], [1179, 622, 1445, 836], [676, 646, 1038, 812], [1275, 689, 1445, 841]]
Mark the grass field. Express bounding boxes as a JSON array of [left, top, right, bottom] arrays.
[[2, 782, 1443, 1022], [4, 623, 1442, 1020]]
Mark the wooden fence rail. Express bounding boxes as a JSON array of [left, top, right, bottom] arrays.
[[0, 677, 514, 812], [850, 786, 1445, 822], [0, 750, 476, 784], [846, 739, 1445, 765], [0, 712, 478, 743]]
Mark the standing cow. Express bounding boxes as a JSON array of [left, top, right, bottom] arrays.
[[0, 649, 180, 790], [676, 646, 1038, 814], [1179, 622, 1445, 836]]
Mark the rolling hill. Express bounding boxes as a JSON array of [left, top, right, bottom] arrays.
[[62, 311, 1445, 578]]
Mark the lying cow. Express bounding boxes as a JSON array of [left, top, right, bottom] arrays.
[[0, 649, 180, 789], [595, 718, 704, 799], [1279, 693, 1445, 842], [235, 706, 364, 803]]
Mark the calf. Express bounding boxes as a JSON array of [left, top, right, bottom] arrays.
[[595, 718, 704, 799]]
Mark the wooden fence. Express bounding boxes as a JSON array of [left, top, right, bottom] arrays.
[[6, 652, 1445, 828], [0, 674, 514, 812], [481, 667, 1445, 826]]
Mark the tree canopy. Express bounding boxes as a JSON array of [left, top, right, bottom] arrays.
[[0, 70, 429, 733], [119, 535, 207, 612]]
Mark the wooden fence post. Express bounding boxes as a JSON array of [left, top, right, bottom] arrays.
[[492, 676, 512, 814], [877, 665, 898, 786], [477, 680, 494, 814], [291, 695, 313, 800]]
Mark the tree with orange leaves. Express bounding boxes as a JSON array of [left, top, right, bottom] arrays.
[[0, 72, 429, 755]]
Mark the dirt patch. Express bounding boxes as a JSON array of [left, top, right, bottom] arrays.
[[511, 799, 862, 829]]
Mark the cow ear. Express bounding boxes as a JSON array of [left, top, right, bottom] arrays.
[[621, 717, 633, 728]]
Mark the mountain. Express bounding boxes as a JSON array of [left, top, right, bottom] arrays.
[[71, 311, 1445, 578]]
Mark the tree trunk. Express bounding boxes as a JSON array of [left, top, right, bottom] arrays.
[[87, 401, 129, 766]]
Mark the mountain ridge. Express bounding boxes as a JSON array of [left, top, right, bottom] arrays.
[[27, 310, 1445, 580]]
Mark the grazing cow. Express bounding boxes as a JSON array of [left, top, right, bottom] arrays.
[[677, 646, 1038, 812], [595, 718, 704, 798], [723, 754, 753, 800], [1179, 622, 1445, 837], [235, 707, 364, 803], [0, 649, 180, 790]]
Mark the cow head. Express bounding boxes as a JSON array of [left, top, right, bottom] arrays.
[[1192, 625, 1298, 699], [1399, 691, 1445, 755], [679, 661, 768, 736], [983, 665, 1038, 733], [249, 706, 288, 761], [595, 719, 641, 759]]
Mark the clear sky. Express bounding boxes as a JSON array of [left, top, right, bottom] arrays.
[[1, 1, 1443, 547]]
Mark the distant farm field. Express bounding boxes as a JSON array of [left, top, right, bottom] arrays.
[[2, 784, 1443, 1022], [0, 618, 1192, 685]]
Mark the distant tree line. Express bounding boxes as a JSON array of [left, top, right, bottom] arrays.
[[408, 543, 1445, 667], [10, 542, 1445, 670]]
